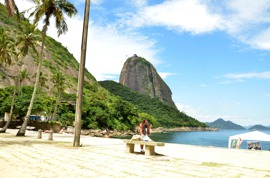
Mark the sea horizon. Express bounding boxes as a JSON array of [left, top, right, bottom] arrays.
[[151, 130, 270, 151]]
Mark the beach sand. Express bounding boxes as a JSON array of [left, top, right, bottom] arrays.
[[0, 129, 270, 177]]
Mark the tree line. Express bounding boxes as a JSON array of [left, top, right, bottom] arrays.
[[99, 80, 207, 128]]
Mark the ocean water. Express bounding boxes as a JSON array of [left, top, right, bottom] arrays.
[[150, 130, 270, 151]]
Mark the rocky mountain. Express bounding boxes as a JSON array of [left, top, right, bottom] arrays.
[[206, 118, 246, 130], [248, 125, 270, 131], [119, 54, 176, 108]]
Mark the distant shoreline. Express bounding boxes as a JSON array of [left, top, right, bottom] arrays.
[[79, 126, 218, 138], [151, 127, 218, 133]]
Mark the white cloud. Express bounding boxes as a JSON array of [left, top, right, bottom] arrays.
[[248, 28, 270, 50], [159, 72, 175, 79], [176, 102, 217, 123], [225, 0, 270, 23], [224, 72, 270, 80], [125, 0, 221, 34], [47, 19, 160, 81], [176, 103, 198, 116], [221, 0, 270, 50], [85, 25, 159, 81], [119, 0, 270, 51]]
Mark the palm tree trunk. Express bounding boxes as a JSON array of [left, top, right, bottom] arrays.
[[19, 81, 22, 96], [73, 0, 91, 147], [52, 92, 61, 120], [0, 63, 22, 133], [0, 86, 16, 133], [16, 32, 46, 136], [5, 0, 15, 16], [16, 58, 42, 136]]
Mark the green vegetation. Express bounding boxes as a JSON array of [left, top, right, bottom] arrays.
[[0, 4, 18, 27], [127, 56, 151, 66], [45, 37, 78, 70], [0, 86, 140, 130], [99, 80, 207, 128]]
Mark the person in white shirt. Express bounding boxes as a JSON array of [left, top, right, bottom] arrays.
[[139, 120, 152, 152]]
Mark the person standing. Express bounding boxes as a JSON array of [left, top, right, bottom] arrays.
[[139, 120, 152, 152]]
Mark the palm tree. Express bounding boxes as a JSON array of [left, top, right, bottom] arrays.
[[18, 69, 30, 95], [0, 27, 16, 66], [31, 71, 48, 91], [0, 27, 17, 133], [0, 85, 17, 133], [38, 72, 48, 89], [51, 71, 65, 120], [73, 0, 91, 147], [16, 0, 77, 136], [0, 23, 39, 133]]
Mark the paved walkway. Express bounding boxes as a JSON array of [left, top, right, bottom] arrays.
[[0, 129, 270, 177]]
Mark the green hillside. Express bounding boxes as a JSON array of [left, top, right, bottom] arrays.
[[0, 3, 140, 131], [99, 80, 207, 128], [248, 125, 270, 131], [206, 118, 246, 130]]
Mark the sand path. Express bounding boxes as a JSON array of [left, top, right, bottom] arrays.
[[0, 129, 270, 177]]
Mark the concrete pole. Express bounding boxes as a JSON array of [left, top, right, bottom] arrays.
[[48, 130, 53, 140], [37, 129, 42, 139]]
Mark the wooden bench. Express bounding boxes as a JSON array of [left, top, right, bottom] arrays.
[[123, 140, 165, 156]]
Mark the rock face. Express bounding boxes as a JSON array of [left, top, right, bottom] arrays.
[[119, 54, 176, 108]]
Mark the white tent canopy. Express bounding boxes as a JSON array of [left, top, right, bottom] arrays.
[[228, 131, 270, 148]]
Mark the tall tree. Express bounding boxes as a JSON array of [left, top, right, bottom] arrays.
[[73, 0, 90, 147], [51, 71, 65, 120], [0, 27, 16, 66], [32, 71, 48, 90], [38, 72, 48, 89], [0, 28, 17, 133], [16, 0, 77, 136], [0, 23, 39, 133], [18, 68, 30, 95]]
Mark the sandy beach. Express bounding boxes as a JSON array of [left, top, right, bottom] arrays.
[[0, 129, 270, 177]]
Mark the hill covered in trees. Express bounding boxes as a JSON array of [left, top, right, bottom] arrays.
[[0, 3, 140, 131], [98, 80, 207, 128], [206, 118, 246, 130], [248, 125, 270, 131]]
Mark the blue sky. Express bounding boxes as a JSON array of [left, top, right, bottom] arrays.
[[6, 0, 270, 126]]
